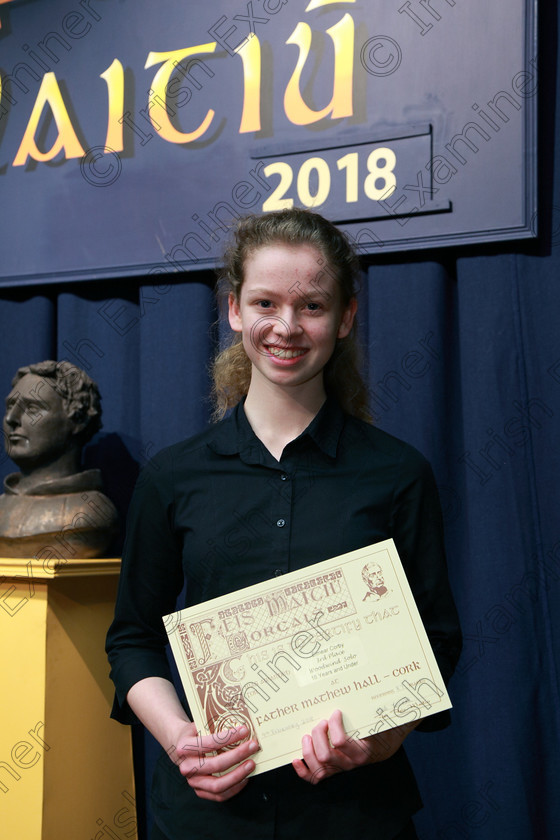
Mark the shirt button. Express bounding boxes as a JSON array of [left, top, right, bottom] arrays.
[[280, 474, 288, 481], [274, 569, 283, 576], [262, 792, 269, 802], [276, 518, 286, 528]]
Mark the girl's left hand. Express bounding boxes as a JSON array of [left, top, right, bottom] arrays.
[[292, 709, 417, 784]]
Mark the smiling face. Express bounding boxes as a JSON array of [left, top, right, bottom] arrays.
[[228, 243, 357, 396], [3, 373, 77, 470]]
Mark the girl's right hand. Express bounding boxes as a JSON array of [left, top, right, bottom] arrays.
[[173, 722, 260, 801]]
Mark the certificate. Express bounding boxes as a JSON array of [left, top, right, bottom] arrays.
[[164, 539, 451, 775]]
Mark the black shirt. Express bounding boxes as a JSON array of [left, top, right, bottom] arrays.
[[106, 399, 461, 840]]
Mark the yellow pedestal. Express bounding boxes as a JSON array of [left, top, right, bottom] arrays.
[[0, 557, 137, 840]]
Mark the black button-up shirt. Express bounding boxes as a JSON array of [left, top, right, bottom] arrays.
[[107, 399, 461, 840]]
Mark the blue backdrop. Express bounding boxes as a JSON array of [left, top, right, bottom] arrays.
[[1, 10, 559, 840]]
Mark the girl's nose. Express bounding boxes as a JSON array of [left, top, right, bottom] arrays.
[[274, 307, 303, 339]]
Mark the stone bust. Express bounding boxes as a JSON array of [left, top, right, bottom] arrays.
[[0, 360, 118, 559]]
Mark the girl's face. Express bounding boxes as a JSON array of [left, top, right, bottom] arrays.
[[228, 242, 357, 394]]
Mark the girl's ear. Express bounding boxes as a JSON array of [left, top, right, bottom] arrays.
[[337, 297, 357, 339], [228, 293, 242, 332]]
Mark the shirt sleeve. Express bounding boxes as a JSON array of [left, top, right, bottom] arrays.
[[390, 447, 462, 731], [106, 454, 185, 724]]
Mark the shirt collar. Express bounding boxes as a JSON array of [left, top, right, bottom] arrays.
[[207, 397, 345, 461]]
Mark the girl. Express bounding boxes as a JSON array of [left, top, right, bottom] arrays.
[[107, 208, 461, 840]]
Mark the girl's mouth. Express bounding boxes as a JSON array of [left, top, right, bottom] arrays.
[[266, 346, 306, 360]]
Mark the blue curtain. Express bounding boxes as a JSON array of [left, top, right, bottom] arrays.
[[1, 21, 559, 840]]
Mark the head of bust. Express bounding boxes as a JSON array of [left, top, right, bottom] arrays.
[[3, 360, 102, 474]]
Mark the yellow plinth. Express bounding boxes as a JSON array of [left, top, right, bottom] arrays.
[[0, 557, 137, 839]]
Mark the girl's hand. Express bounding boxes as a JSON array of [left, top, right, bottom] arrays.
[[292, 709, 417, 784], [172, 723, 260, 801]]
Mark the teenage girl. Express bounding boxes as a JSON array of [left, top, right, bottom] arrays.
[[107, 208, 461, 840]]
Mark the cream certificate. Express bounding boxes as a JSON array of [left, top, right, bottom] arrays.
[[164, 538, 451, 775]]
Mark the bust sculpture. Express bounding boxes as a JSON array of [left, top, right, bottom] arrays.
[[0, 360, 118, 559]]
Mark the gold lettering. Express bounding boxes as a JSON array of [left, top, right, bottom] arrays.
[[305, 0, 356, 9], [101, 59, 124, 152], [13, 72, 85, 166], [144, 44, 217, 143], [238, 35, 261, 133], [284, 13, 354, 126]]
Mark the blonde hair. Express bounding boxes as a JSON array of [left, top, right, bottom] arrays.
[[211, 208, 371, 422]]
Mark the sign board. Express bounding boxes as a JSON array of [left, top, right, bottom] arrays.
[[0, 0, 537, 286]]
